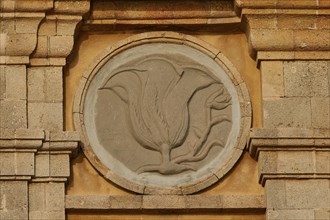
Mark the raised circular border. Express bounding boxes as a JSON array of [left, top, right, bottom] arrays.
[[73, 32, 252, 195]]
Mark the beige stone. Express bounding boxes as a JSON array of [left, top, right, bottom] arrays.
[[277, 151, 314, 174], [28, 67, 63, 102], [29, 182, 65, 220], [286, 180, 330, 209], [263, 97, 311, 128], [38, 20, 56, 36], [314, 209, 330, 220], [0, 100, 27, 129], [265, 180, 287, 209], [142, 195, 186, 209], [28, 102, 63, 130], [311, 97, 330, 129], [294, 30, 330, 51], [267, 209, 314, 220], [0, 181, 28, 220], [35, 153, 50, 177], [50, 154, 70, 177], [49, 36, 74, 57], [315, 151, 330, 173], [260, 61, 284, 98], [1, 65, 26, 100]]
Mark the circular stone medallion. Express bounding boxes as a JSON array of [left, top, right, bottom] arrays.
[[74, 32, 251, 194]]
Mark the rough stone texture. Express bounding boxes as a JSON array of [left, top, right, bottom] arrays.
[[265, 179, 330, 219], [1, 0, 330, 220], [311, 97, 330, 129], [28, 102, 63, 130], [0, 152, 34, 176], [28, 67, 63, 102], [260, 61, 284, 98], [263, 97, 311, 128], [0, 65, 26, 100], [0, 181, 28, 220], [29, 182, 65, 220], [0, 100, 27, 129], [284, 61, 329, 97]]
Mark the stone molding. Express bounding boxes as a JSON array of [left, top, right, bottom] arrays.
[[0, 129, 80, 181], [84, 0, 239, 29], [249, 128, 330, 185], [240, 6, 330, 59], [66, 194, 265, 211]]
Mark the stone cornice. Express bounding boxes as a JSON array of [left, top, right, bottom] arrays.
[[0, 129, 80, 152], [83, 0, 240, 30], [236, 0, 330, 9], [249, 128, 330, 185], [241, 7, 330, 59], [66, 194, 265, 211], [249, 128, 330, 160]]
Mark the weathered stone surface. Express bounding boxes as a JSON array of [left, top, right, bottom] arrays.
[[28, 67, 63, 102], [315, 151, 330, 173], [0, 65, 26, 100], [0, 100, 27, 129], [267, 209, 314, 220], [263, 97, 311, 128], [260, 61, 284, 98], [0, 152, 34, 176], [35, 153, 50, 177], [286, 180, 330, 209], [0, 181, 28, 220], [311, 97, 330, 129], [29, 182, 65, 220], [50, 154, 70, 177], [28, 102, 63, 130], [284, 61, 329, 97]]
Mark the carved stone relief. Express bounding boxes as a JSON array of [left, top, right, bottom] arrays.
[[74, 33, 251, 194]]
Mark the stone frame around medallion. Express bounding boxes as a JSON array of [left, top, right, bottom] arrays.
[[73, 32, 252, 195]]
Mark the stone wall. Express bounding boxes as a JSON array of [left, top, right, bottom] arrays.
[[0, 0, 329, 219]]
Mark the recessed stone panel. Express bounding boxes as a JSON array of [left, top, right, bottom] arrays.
[[74, 32, 251, 194]]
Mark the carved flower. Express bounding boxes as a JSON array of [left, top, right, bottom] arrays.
[[100, 57, 231, 174]]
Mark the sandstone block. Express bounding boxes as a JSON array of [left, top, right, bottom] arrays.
[[315, 151, 330, 173], [56, 20, 79, 36], [250, 29, 294, 51], [294, 30, 330, 51], [311, 97, 330, 129], [50, 154, 70, 177], [265, 180, 287, 209], [0, 181, 28, 220], [35, 153, 50, 177], [29, 182, 65, 219], [0, 100, 27, 129], [286, 179, 330, 209], [314, 209, 330, 220], [4, 33, 36, 56], [28, 102, 63, 130], [263, 97, 311, 128], [0, 65, 26, 100], [277, 151, 314, 174], [28, 67, 63, 102], [38, 20, 56, 36], [258, 151, 277, 174], [33, 36, 48, 57], [0, 152, 15, 175], [267, 209, 314, 220], [15, 18, 41, 34], [260, 61, 284, 98], [16, 152, 34, 176], [49, 36, 74, 57], [142, 195, 185, 209]]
